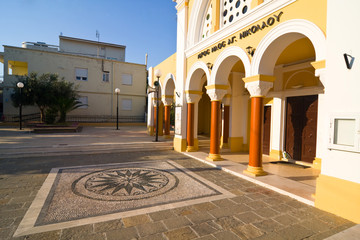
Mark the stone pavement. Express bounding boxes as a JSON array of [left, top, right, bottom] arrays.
[[0, 126, 356, 239]]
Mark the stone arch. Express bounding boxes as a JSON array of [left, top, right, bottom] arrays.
[[284, 70, 317, 90], [251, 19, 326, 76], [210, 46, 251, 86], [163, 73, 176, 96], [185, 61, 211, 91], [188, 0, 210, 46]]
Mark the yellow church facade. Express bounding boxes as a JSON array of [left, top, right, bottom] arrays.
[[147, 0, 360, 223]]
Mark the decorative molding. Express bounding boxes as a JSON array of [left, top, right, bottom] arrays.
[[185, 90, 203, 95], [205, 84, 229, 90], [243, 74, 275, 83], [251, 19, 326, 76], [185, 61, 211, 91], [206, 88, 228, 101], [245, 80, 273, 97], [311, 60, 326, 70], [211, 46, 251, 81], [186, 0, 296, 57]]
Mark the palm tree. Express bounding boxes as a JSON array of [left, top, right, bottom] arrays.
[[55, 97, 86, 123], [51, 80, 86, 123]]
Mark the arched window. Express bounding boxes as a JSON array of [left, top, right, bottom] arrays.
[[221, 0, 252, 27], [200, 2, 212, 40]]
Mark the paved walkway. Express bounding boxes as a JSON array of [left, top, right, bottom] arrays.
[[0, 126, 356, 239]]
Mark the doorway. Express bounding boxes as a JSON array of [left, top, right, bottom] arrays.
[[285, 95, 318, 163], [263, 106, 271, 155]]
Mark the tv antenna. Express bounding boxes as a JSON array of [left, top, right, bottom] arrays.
[[96, 30, 100, 42]]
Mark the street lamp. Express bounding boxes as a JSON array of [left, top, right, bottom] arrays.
[[154, 69, 162, 142], [17, 82, 24, 130], [115, 88, 120, 130]]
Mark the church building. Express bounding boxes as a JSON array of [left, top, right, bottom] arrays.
[[147, 0, 360, 223]]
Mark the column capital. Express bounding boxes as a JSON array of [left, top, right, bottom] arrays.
[[205, 85, 229, 101], [245, 81, 273, 98], [206, 89, 228, 101], [162, 95, 174, 106], [185, 90, 202, 103], [243, 75, 274, 98], [152, 97, 159, 106]]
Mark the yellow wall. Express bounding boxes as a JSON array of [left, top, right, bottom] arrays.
[[153, 53, 177, 86], [186, 0, 327, 74], [3, 46, 146, 117], [8, 60, 28, 76], [276, 38, 315, 65], [315, 174, 360, 223], [282, 67, 319, 90]]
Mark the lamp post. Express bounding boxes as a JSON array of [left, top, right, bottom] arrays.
[[17, 82, 24, 130], [115, 88, 120, 130], [154, 69, 162, 142]]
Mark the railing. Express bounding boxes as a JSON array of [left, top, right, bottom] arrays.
[[2, 114, 145, 123], [2, 113, 41, 122], [66, 115, 145, 123]]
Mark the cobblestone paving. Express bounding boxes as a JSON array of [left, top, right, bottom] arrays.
[[0, 150, 355, 240]]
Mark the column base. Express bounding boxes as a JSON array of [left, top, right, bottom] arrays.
[[173, 136, 187, 152], [243, 165, 267, 177], [313, 158, 322, 170], [147, 126, 154, 136], [206, 153, 223, 161], [220, 143, 229, 149], [186, 145, 198, 152]]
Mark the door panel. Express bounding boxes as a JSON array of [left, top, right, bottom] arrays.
[[263, 106, 271, 155], [285, 95, 318, 163]]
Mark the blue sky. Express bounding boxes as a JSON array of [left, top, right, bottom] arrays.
[[0, 0, 177, 77]]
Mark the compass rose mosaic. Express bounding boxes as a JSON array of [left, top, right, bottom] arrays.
[[14, 161, 235, 237], [72, 168, 178, 201]]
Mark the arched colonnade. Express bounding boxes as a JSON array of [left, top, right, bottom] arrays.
[[154, 19, 326, 177]]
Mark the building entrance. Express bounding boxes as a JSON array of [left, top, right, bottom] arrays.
[[263, 106, 271, 155], [285, 95, 318, 163]]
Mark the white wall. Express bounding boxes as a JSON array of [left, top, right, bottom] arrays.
[[60, 38, 125, 62], [319, 0, 360, 183]]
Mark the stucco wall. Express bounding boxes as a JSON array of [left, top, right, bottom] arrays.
[[2, 46, 146, 118]]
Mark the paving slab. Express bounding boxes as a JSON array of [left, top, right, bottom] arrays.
[[0, 126, 356, 239]]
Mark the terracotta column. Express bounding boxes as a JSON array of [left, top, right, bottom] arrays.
[[162, 96, 174, 139], [206, 86, 228, 161], [164, 105, 171, 136], [185, 92, 202, 152], [243, 76, 274, 177], [248, 97, 264, 167], [208, 100, 222, 160]]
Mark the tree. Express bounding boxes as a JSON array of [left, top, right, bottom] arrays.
[[51, 80, 85, 123], [11, 72, 85, 123], [12, 72, 58, 122]]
